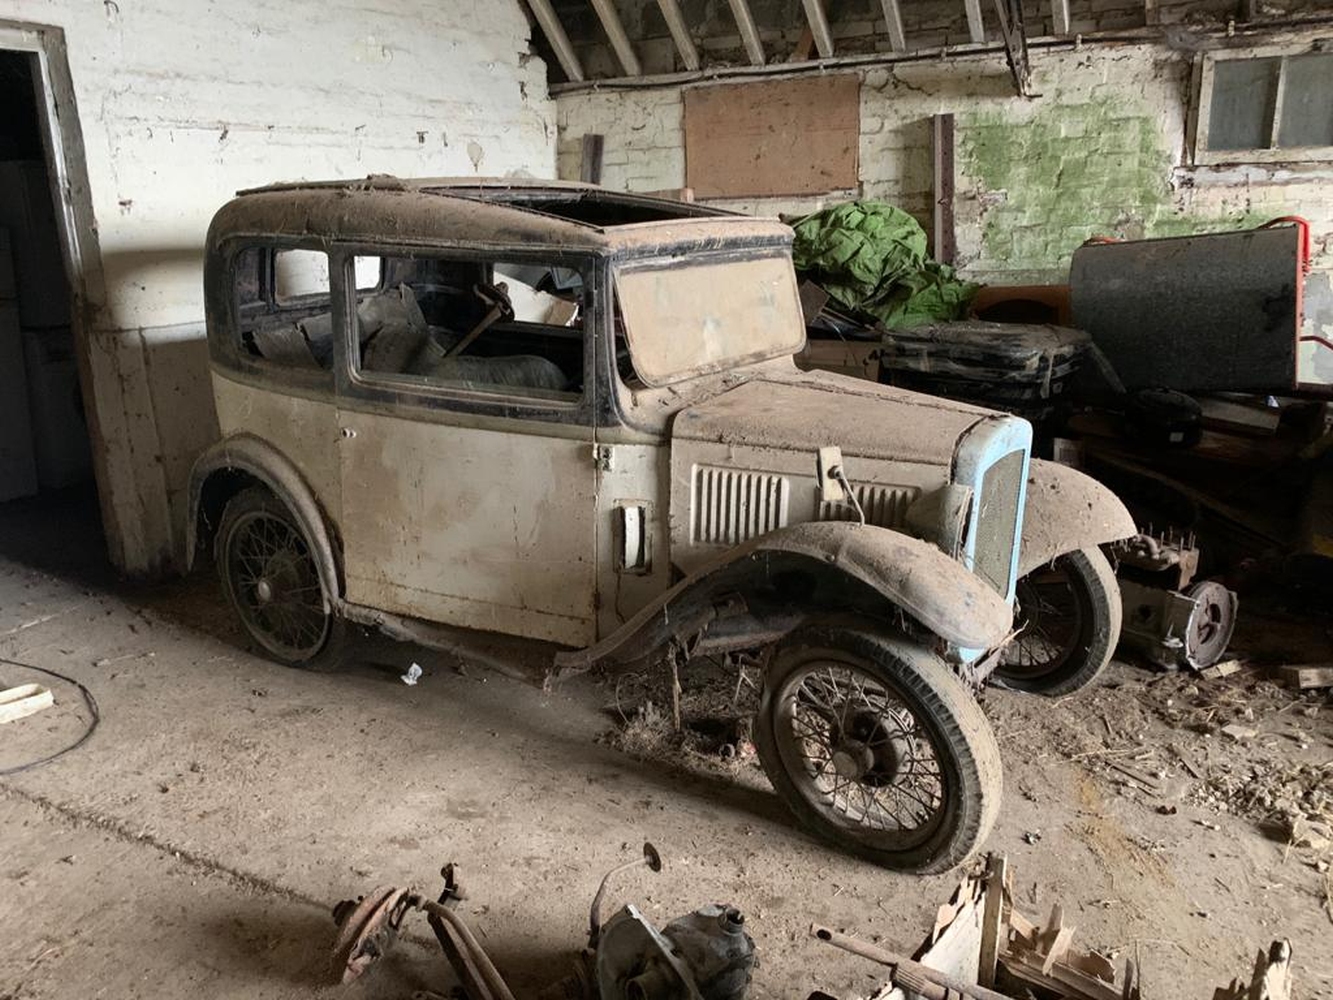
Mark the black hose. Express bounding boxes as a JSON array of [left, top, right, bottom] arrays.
[[0, 656, 100, 776]]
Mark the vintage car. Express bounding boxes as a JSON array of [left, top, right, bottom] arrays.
[[189, 177, 1133, 873]]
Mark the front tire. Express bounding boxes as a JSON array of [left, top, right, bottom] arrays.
[[216, 487, 346, 671], [755, 623, 1002, 874], [996, 547, 1121, 697]]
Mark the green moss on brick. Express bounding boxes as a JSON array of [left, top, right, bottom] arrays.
[[959, 97, 1264, 278]]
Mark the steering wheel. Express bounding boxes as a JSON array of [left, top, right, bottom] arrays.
[[445, 282, 515, 359]]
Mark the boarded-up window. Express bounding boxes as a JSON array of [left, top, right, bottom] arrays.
[[684, 75, 859, 199]]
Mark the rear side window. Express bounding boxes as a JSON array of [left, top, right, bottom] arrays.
[[232, 246, 376, 373]]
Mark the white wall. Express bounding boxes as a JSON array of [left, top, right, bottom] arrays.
[[1, 0, 555, 573]]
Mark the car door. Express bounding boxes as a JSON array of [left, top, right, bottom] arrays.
[[332, 245, 600, 647]]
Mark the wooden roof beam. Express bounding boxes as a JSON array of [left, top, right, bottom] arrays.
[[524, 0, 585, 82], [1052, 0, 1072, 35], [800, 0, 836, 57], [591, 0, 642, 76], [656, 0, 700, 71], [964, 0, 986, 43], [879, 0, 908, 52], [726, 0, 767, 65]]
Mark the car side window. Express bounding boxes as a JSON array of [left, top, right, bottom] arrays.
[[349, 252, 586, 403], [232, 246, 378, 372]]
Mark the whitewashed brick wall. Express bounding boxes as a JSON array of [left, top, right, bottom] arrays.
[[3, 0, 556, 574]]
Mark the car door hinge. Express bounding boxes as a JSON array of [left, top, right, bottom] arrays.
[[593, 444, 614, 472]]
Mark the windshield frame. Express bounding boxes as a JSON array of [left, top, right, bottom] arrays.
[[613, 248, 807, 389]]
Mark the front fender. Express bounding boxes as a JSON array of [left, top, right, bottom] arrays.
[[554, 521, 1012, 672], [186, 433, 342, 607], [1018, 459, 1135, 577]]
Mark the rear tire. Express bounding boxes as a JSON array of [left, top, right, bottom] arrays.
[[755, 623, 1002, 874], [216, 487, 347, 671], [996, 547, 1120, 697]]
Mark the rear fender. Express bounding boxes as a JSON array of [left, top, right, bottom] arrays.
[[1018, 459, 1135, 577], [186, 433, 341, 608], [554, 521, 1011, 673]]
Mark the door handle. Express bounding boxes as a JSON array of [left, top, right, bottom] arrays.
[[340, 427, 357, 439]]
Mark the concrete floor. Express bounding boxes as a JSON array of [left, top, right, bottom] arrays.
[[2, 490, 1331, 1000]]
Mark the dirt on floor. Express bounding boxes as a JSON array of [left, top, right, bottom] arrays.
[[1, 492, 1331, 1000]]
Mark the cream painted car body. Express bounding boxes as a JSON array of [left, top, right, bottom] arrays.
[[191, 177, 1058, 670]]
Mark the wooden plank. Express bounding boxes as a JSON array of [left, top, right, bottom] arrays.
[[879, 0, 908, 51], [591, 0, 642, 76], [800, 0, 835, 57], [977, 855, 1007, 988], [964, 0, 986, 42], [579, 133, 604, 184], [0, 683, 54, 724], [524, 0, 584, 82], [683, 75, 859, 198], [726, 0, 766, 65], [656, 0, 700, 71], [1273, 664, 1333, 690], [1003, 952, 1123, 1000]]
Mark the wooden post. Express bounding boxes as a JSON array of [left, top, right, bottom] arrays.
[[932, 113, 957, 265]]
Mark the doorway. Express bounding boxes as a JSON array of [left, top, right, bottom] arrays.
[[0, 46, 101, 577]]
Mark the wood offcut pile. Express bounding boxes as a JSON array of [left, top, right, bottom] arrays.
[[816, 855, 1297, 1000]]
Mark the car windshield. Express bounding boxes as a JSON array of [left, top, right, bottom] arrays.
[[614, 253, 806, 387]]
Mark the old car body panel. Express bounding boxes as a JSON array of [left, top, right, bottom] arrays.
[[1018, 458, 1136, 576], [554, 521, 1014, 673], [206, 183, 792, 263], [336, 403, 600, 647], [671, 368, 990, 464], [185, 429, 342, 609]]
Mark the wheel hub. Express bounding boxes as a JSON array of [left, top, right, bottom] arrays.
[[255, 578, 274, 604], [831, 742, 875, 780]]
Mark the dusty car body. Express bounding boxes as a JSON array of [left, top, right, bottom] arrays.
[[190, 177, 1118, 874]]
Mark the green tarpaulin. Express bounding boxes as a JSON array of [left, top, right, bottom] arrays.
[[791, 201, 978, 330]]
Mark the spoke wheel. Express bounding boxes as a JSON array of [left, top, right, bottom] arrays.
[[217, 488, 344, 670], [996, 547, 1121, 697], [756, 624, 1001, 874]]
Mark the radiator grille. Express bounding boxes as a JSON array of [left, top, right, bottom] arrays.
[[817, 484, 918, 529], [691, 466, 790, 545]]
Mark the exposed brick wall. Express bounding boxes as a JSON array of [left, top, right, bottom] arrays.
[[556, 40, 1333, 288]]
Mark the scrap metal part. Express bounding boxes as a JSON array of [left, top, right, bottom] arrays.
[[329, 843, 754, 1000], [330, 886, 414, 984], [596, 904, 755, 1000], [1110, 532, 1238, 671]]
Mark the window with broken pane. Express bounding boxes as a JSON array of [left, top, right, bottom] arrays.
[[1200, 51, 1333, 160], [349, 253, 586, 402], [232, 246, 373, 373]]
